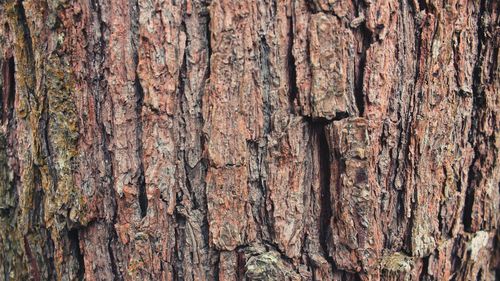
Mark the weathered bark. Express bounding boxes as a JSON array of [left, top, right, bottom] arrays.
[[0, 0, 498, 280]]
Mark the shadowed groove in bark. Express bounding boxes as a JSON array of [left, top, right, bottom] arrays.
[[419, 255, 430, 281], [173, 4, 191, 278], [41, 93, 56, 187], [213, 251, 220, 280], [68, 229, 85, 280], [310, 119, 333, 260], [237, 248, 246, 280], [135, 76, 147, 218], [416, 0, 428, 11], [200, 2, 212, 271], [1, 57, 15, 123], [14, 0, 35, 95], [287, 9, 298, 113], [173, 210, 185, 280], [260, 35, 272, 134], [205, 11, 211, 82], [353, 10, 372, 117], [462, 182, 475, 231], [107, 224, 121, 281], [132, 0, 147, 218], [199, 3, 213, 278]]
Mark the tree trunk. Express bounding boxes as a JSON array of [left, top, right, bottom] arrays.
[[0, 0, 498, 280]]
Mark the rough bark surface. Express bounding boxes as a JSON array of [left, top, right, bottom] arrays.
[[0, 0, 498, 280]]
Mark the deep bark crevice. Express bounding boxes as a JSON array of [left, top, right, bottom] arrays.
[[16, 1, 34, 64], [213, 251, 220, 280], [354, 23, 372, 117], [174, 5, 189, 274], [68, 229, 85, 280], [1, 57, 15, 123], [311, 121, 333, 261], [462, 183, 475, 231], [200, 2, 212, 271], [416, 0, 428, 11], [177, 6, 200, 209], [411, 1, 427, 90], [236, 249, 246, 280], [259, 35, 272, 135], [287, 11, 298, 113], [419, 254, 430, 281], [204, 8, 211, 83], [107, 225, 121, 281], [46, 233, 56, 281], [41, 95, 58, 192], [173, 208, 186, 281], [133, 0, 147, 218], [134, 76, 147, 218]]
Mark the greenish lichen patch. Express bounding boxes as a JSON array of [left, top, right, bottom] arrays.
[[44, 55, 86, 226], [245, 252, 284, 281], [0, 133, 15, 209], [379, 252, 414, 273]]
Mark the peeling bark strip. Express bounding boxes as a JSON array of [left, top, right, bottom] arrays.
[[0, 0, 499, 280]]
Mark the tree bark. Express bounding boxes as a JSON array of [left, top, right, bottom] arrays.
[[0, 0, 498, 280]]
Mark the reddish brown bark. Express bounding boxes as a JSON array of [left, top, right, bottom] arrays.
[[0, 0, 498, 280]]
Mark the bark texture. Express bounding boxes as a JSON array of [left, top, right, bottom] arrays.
[[0, 0, 499, 280]]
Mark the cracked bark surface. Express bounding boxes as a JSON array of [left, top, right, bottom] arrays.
[[0, 0, 498, 280]]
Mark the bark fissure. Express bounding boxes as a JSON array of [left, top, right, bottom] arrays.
[[419, 255, 430, 281], [68, 229, 85, 280], [173, 210, 185, 281], [315, 122, 332, 259], [15, 1, 35, 100], [132, 0, 148, 218], [204, 8, 211, 83], [259, 35, 272, 135], [353, 25, 372, 117], [287, 11, 298, 113], [135, 76, 147, 218], [1, 57, 15, 123], [107, 225, 121, 281], [236, 249, 245, 280], [412, 2, 427, 90]]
